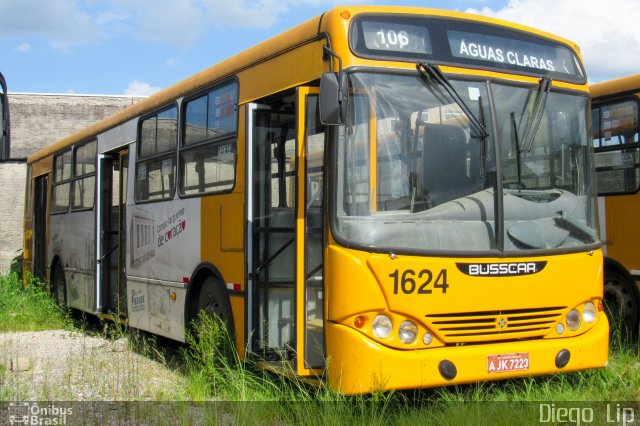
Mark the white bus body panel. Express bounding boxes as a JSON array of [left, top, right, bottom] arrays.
[[50, 210, 96, 312], [126, 195, 201, 341]]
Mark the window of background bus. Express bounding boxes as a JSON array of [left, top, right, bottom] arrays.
[[180, 81, 238, 196], [52, 149, 73, 214], [135, 106, 178, 202], [592, 99, 640, 194]]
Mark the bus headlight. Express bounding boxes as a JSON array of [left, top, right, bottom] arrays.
[[566, 309, 581, 331], [582, 302, 597, 323], [372, 314, 393, 339], [399, 320, 418, 344]]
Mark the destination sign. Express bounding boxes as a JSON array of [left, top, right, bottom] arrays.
[[349, 15, 585, 83], [448, 30, 578, 76]]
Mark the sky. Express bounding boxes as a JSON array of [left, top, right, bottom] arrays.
[[1, 0, 639, 96]]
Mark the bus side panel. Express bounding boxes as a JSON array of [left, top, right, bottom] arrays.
[[50, 211, 96, 312], [601, 193, 640, 274], [200, 191, 246, 351], [126, 197, 201, 340]]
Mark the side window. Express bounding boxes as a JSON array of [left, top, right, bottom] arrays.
[[135, 106, 178, 202], [593, 99, 640, 194], [180, 81, 238, 196], [71, 140, 96, 210], [52, 149, 73, 214]]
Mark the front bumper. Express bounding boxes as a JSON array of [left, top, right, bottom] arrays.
[[326, 312, 609, 394]]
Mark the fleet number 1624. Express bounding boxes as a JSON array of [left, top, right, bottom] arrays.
[[389, 269, 449, 295]]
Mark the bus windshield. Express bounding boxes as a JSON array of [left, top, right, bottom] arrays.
[[332, 72, 598, 254]]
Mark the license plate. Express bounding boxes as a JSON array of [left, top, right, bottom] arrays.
[[487, 352, 529, 373]]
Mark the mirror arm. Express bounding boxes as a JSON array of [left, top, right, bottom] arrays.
[[323, 46, 344, 107]]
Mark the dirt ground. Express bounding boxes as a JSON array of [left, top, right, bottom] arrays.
[[0, 329, 185, 401]]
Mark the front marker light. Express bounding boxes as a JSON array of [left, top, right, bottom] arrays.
[[372, 314, 393, 339], [423, 332, 433, 345], [566, 309, 582, 331], [583, 302, 597, 323], [399, 320, 418, 344]]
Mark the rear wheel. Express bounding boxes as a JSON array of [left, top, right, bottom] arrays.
[[193, 276, 235, 347], [52, 262, 67, 307], [603, 269, 639, 343]]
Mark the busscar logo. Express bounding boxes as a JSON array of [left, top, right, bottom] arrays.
[[456, 261, 547, 277]]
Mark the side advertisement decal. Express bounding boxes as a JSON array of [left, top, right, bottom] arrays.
[[128, 199, 200, 282]]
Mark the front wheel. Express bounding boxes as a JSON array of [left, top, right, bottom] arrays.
[[603, 269, 639, 343]]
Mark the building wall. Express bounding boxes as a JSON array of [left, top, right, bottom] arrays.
[[0, 93, 144, 274]]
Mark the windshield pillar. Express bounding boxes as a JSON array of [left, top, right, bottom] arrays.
[[486, 80, 504, 251]]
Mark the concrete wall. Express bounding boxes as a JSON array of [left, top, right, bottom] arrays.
[[0, 93, 144, 274], [0, 162, 26, 272]]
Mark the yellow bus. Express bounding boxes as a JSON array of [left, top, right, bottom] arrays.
[[591, 74, 640, 340], [22, 6, 608, 393]]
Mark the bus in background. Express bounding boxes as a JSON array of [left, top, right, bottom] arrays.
[[23, 6, 608, 393], [0, 71, 9, 160], [591, 74, 640, 341]]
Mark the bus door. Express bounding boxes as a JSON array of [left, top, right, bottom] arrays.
[[33, 175, 48, 281], [246, 88, 325, 376], [97, 149, 128, 317]]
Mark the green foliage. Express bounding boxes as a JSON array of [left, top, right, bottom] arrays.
[[178, 311, 639, 423], [2, 271, 637, 423], [0, 273, 71, 331]]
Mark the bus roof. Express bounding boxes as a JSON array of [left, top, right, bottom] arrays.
[[590, 74, 640, 100], [27, 5, 585, 165]]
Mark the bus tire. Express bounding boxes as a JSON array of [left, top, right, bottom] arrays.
[[52, 261, 67, 307], [603, 268, 639, 343], [194, 276, 235, 347]]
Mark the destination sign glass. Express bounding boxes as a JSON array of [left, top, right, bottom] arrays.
[[350, 15, 585, 83], [447, 30, 579, 77]]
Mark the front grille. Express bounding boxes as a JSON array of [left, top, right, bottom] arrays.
[[425, 306, 566, 343]]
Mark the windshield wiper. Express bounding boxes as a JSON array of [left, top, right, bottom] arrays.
[[521, 77, 552, 153], [510, 112, 523, 189], [416, 62, 489, 140], [554, 211, 598, 243]]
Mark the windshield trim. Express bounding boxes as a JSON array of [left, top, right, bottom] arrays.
[[328, 68, 598, 257]]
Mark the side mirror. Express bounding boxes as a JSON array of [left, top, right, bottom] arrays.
[[0, 96, 4, 148], [319, 72, 348, 125], [0, 72, 8, 160]]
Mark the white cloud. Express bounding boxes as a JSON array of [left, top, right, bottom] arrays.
[[465, 0, 640, 82], [134, 1, 207, 47], [0, 0, 366, 50], [0, 0, 100, 51], [124, 81, 160, 96], [108, 0, 367, 47], [16, 42, 31, 53], [200, 0, 366, 29]]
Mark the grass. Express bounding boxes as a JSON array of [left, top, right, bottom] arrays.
[[1, 272, 639, 424], [0, 272, 71, 331], [174, 310, 639, 425]]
